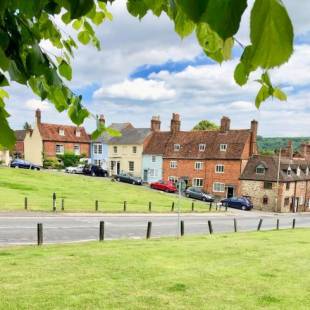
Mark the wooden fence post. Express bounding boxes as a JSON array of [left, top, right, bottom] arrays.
[[123, 201, 127, 212], [209, 202, 212, 212], [191, 202, 194, 212], [225, 204, 228, 212], [208, 220, 213, 234], [276, 219, 280, 230], [24, 197, 28, 210], [180, 220, 185, 236], [292, 219, 296, 229], [95, 200, 99, 211], [257, 219, 263, 231], [234, 218, 237, 232], [52, 192, 56, 212], [99, 221, 105, 241], [146, 221, 152, 239], [149, 201, 152, 212], [37, 223, 43, 245], [171, 202, 175, 212], [61, 198, 64, 211]]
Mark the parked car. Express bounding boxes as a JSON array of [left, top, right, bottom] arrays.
[[150, 180, 177, 193], [221, 197, 253, 211], [83, 164, 108, 177], [114, 173, 142, 185], [65, 164, 84, 174], [184, 187, 214, 202], [10, 159, 40, 170]]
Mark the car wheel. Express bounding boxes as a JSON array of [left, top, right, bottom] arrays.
[[202, 197, 206, 202], [73, 170, 76, 174], [37, 168, 40, 171], [91, 172, 96, 177], [116, 177, 120, 182], [186, 193, 190, 198], [241, 205, 246, 211], [15, 166, 19, 169], [132, 181, 136, 185]]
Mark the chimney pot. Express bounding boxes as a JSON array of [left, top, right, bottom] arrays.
[[250, 119, 258, 156], [151, 116, 161, 132], [35, 109, 41, 125], [170, 113, 181, 133], [220, 116, 230, 132]]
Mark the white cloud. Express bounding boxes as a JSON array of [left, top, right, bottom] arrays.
[[25, 99, 50, 111], [94, 78, 176, 101]]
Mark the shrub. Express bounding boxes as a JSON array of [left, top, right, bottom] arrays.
[[56, 152, 81, 168], [43, 159, 63, 170]]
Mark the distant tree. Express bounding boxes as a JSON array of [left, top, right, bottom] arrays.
[[192, 120, 219, 131], [259, 149, 275, 156], [23, 122, 32, 130]]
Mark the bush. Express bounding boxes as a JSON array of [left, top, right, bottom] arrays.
[[43, 159, 63, 170], [56, 152, 81, 168]]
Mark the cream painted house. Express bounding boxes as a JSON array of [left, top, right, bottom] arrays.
[[0, 149, 10, 165], [108, 127, 152, 177]]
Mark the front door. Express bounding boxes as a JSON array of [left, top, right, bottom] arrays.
[[116, 162, 120, 175], [227, 186, 234, 198], [143, 169, 148, 182]]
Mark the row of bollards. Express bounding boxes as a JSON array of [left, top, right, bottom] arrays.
[[35, 218, 298, 245]]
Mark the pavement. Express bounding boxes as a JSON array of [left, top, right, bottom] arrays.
[[0, 210, 310, 246]]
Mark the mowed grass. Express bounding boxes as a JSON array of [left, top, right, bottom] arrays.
[[0, 167, 216, 212], [1, 229, 310, 309]]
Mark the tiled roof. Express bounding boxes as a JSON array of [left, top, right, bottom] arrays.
[[240, 155, 310, 182], [160, 129, 251, 159], [108, 128, 151, 145], [92, 123, 133, 143], [38, 123, 90, 143], [15, 130, 27, 141], [143, 132, 171, 155]]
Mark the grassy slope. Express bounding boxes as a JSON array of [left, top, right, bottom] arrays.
[[0, 230, 310, 309], [0, 167, 213, 212]]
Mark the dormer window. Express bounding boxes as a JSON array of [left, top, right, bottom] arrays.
[[59, 129, 65, 136], [256, 164, 265, 175], [220, 144, 227, 152], [76, 129, 81, 137], [296, 166, 301, 176], [174, 144, 180, 151], [287, 166, 292, 176], [199, 144, 206, 152]]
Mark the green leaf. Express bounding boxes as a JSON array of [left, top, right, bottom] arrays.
[[0, 102, 16, 149], [201, 0, 247, 39], [92, 11, 105, 25], [61, 11, 71, 24], [0, 73, 9, 87], [50, 86, 69, 112], [0, 88, 9, 99], [176, 0, 208, 23], [58, 61, 72, 81], [72, 19, 83, 30], [78, 31, 91, 44], [69, 0, 95, 19], [127, 0, 148, 19], [8, 61, 27, 85], [68, 97, 90, 125], [250, 0, 294, 69], [174, 8, 195, 38], [0, 48, 10, 71], [234, 62, 248, 86], [255, 85, 271, 108], [261, 72, 272, 88], [273, 88, 287, 101], [106, 127, 122, 137]]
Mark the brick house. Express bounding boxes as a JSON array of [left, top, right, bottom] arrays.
[[12, 130, 27, 158], [240, 155, 310, 212], [144, 113, 257, 198], [24, 109, 90, 166]]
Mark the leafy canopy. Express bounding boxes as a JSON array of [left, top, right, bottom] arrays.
[[0, 0, 294, 148], [192, 120, 219, 131]]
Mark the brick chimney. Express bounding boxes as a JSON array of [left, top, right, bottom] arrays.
[[287, 140, 294, 159], [220, 116, 230, 132], [170, 113, 181, 133], [250, 120, 258, 156], [99, 114, 105, 126], [151, 116, 161, 132], [35, 109, 41, 125]]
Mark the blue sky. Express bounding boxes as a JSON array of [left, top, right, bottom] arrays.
[[6, 0, 310, 137]]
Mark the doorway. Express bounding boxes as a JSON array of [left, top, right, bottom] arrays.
[[227, 186, 234, 198], [116, 162, 120, 175], [143, 169, 148, 182]]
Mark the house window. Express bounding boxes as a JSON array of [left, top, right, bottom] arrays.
[[263, 195, 268, 205], [220, 144, 227, 152], [286, 183, 290, 190], [74, 144, 80, 155], [193, 178, 204, 187], [195, 162, 203, 170], [174, 144, 180, 151], [296, 167, 301, 176], [264, 181, 273, 190], [256, 165, 265, 175], [284, 197, 290, 206], [213, 182, 225, 193], [149, 169, 157, 177], [170, 161, 177, 169], [94, 159, 102, 166], [215, 164, 224, 173], [59, 129, 65, 136], [93, 143, 103, 155], [169, 176, 178, 183], [129, 161, 134, 172], [287, 167, 292, 176], [151, 156, 156, 163], [132, 146, 137, 154], [55, 144, 64, 155], [199, 144, 206, 152], [76, 130, 81, 137], [113, 146, 118, 154]]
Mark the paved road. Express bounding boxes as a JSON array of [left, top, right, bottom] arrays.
[[1, 211, 310, 246]]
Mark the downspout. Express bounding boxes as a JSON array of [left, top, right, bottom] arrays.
[[293, 181, 297, 213]]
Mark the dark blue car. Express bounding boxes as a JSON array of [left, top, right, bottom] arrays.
[[10, 159, 40, 170], [221, 197, 253, 211]]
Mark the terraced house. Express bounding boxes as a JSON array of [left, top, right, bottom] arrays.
[[24, 109, 90, 166], [144, 113, 258, 198]]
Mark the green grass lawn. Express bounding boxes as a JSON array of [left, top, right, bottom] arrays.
[[0, 167, 218, 213], [0, 229, 310, 309]]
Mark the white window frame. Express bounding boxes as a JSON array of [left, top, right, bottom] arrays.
[[287, 166, 292, 176], [213, 182, 225, 193], [193, 178, 204, 187], [170, 161, 177, 169], [168, 176, 178, 183], [129, 161, 134, 172], [195, 162, 203, 170], [113, 146, 118, 154], [74, 144, 80, 156], [59, 129, 65, 136], [174, 144, 180, 151], [220, 144, 227, 152], [93, 143, 103, 155], [256, 165, 265, 175], [149, 169, 157, 177], [151, 155, 156, 163], [215, 164, 224, 174], [199, 144, 206, 152], [55, 144, 64, 155]]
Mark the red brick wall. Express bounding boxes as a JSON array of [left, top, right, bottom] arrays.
[[43, 141, 90, 158], [163, 158, 242, 197], [13, 141, 24, 157]]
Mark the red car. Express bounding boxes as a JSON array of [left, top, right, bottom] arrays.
[[150, 180, 177, 193]]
